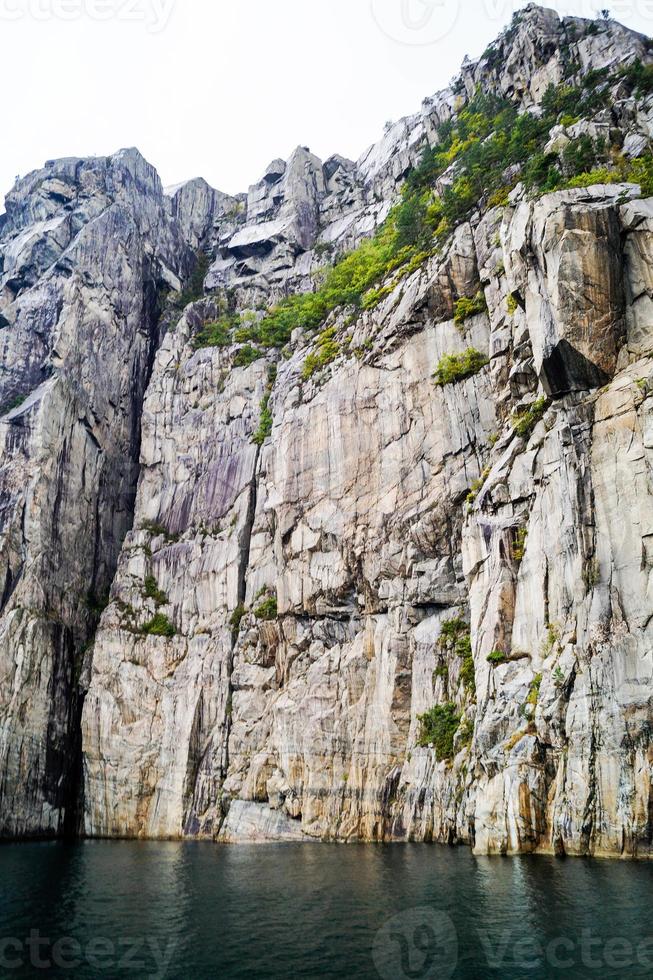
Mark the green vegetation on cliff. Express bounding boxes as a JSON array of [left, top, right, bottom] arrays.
[[192, 315, 236, 349], [434, 348, 489, 386], [143, 575, 168, 607], [512, 397, 548, 438], [254, 594, 278, 620], [253, 393, 273, 446], [141, 613, 176, 638], [417, 702, 461, 759], [194, 66, 653, 360], [301, 327, 340, 380]]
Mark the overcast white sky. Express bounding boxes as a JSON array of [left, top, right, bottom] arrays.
[[2, 0, 653, 207]]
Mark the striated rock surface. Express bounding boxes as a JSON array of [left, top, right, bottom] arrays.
[[0, 149, 193, 836], [5, 5, 653, 858], [81, 177, 653, 857]]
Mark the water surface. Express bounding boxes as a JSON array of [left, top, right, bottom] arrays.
[[1, 841, 652, 978]]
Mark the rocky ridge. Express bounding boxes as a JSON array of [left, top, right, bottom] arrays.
[[3, 5, 653, 857]]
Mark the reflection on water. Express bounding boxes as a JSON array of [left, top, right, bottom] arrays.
[[1, 841, 652, 978]]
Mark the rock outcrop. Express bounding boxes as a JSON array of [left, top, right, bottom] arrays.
[[0, 149, 193, 836], [4, 5, 653, 858]]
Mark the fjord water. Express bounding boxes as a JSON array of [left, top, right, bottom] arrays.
[[1, 842, 653, 978]]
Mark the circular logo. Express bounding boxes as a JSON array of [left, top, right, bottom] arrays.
[[372, 906, 458, 979], [370, 0, 461, 46]]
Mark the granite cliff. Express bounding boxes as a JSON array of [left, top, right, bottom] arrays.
[[3, 5, 653, 857]]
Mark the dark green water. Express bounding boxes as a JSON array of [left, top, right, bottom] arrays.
[[1, 842, 652, 978]]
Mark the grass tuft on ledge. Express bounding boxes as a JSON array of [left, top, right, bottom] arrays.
[[512, 398, 548, 439], [140, 613, 176, 638], [417, 702, 461, 759], [434, 348, 489, 386]]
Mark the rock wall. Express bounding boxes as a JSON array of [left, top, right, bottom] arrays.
[[0, 149, 192, 836], [80, 177, 653, 857], [5, 5, 653, 857]]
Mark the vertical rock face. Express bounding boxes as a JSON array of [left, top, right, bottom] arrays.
[[464, 201, 653, 859], [80, 179, 653, 857], [82, 239, 494, 840], [505, 190, 627, 393], [0, 149, 192, 836], [6, 5, 653, 857], [82, 300, 268, 838]]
